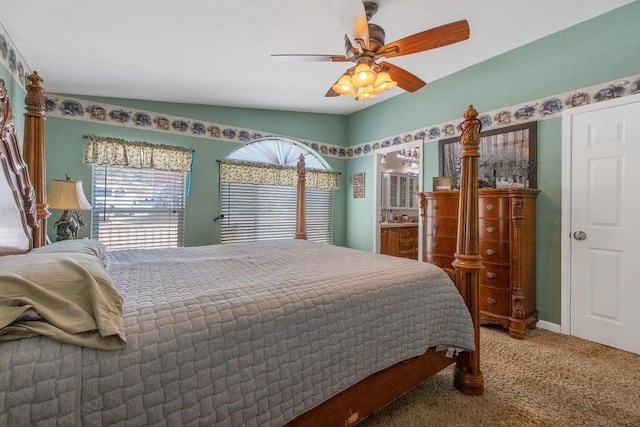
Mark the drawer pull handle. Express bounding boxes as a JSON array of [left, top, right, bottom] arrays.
[[486, 204, 495, 211], [433, 224, 439, 230], [433, 205, 439, 210], [486, 249, 496, 256], [433, 243, 439, 248], [487, 297, 496, 305], [486, 226, 495, 233], [487, 272, 497, 279]]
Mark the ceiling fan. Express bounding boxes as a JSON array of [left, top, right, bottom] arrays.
[[271, 0, 470, 101]]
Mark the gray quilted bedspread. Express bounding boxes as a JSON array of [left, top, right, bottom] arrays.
[[0, 240, 474, 426]]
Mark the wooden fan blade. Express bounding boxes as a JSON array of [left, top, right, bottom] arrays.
[[380, 61, 426, 93], [325, 86, 340, 97], [379, 19, 470, 59], [325, 74, 343, 97], [336, 0, 369, 49], [271, 54, 349, 62]]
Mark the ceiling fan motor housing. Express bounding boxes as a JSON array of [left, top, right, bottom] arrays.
[[367, 24, 385, 51]]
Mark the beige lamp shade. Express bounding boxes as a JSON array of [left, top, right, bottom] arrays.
[[47, 179, 92, 210]]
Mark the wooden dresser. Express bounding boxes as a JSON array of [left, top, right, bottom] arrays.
[[421, 188, 540, 338]]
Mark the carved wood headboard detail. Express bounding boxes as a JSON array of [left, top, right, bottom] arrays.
[[0, 78, 37, 255]]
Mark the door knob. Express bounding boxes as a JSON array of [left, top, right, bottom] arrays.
[[573, 231, 587, 241]]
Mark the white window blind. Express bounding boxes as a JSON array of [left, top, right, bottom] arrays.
[[220, 183, 333, 244], [91, 165, 186, 250]]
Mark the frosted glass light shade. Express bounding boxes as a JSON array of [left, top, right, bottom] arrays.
[[373, 71, 397, 93], [47, 179, 92, 210], [332, 74, 356, 95], [355, 86, 376, 101], [351, 63, 376, 88]]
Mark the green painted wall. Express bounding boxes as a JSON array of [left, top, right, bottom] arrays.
[[343, 2, 640, 325], [43, 98, 349, 247]]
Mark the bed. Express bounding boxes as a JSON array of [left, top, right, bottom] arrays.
[[0, 74, 484, 426]]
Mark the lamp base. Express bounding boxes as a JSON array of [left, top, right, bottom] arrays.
[[53, 210, 86, 241]]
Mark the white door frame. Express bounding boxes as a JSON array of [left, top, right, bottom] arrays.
[[372, 140, 423, 257], [560, 92, 640, 334]]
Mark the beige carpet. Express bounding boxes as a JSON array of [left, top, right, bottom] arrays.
[[361, 326, 640, 427]]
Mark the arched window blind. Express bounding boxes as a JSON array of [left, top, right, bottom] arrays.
[[220, 138, 338, 244]]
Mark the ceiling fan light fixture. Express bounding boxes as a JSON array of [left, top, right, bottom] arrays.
[[351, 63, 376, 88], [373, 71, 397, 93], [333, 74, 356, 96]]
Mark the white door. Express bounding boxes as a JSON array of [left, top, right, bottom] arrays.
[[567, 95, 640, 355]]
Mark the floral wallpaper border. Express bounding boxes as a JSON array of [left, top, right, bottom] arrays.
[[354, 73, 640, 156], [43, 72, 640, 160], [43, 94, 348, 158], [0, 22, 32, 89]]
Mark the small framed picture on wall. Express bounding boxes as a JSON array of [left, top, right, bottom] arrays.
[[432, 176, 454, 191], [353, 172, 365, 198]]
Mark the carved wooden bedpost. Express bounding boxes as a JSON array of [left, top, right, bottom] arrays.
[[453, 105, 485, 395], [295, 153, 307, 240], [22, 71, 49, 247]]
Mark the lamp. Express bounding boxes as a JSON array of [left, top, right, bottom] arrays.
[[355, 85, 376, 101], [334, 61, 397, 102], [397, 148, 420, 162], [373, 71, 397, 94], [351, 63, 376, 88], [332, 74, 356, 96], [47, 177, 92, 241]]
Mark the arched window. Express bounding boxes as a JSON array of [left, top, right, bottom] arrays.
[[220, 138, 337, 244]]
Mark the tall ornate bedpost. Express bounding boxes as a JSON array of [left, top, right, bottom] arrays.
[[453, 105, 485, 395], [295, 153, 307, 240], [23, 71, 49, 247]]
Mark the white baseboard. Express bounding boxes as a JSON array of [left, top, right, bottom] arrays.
[[536, 320, 562, 333]]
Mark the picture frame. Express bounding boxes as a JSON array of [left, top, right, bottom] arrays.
[[432, 176, 454, 191], [438, 122, 537, 189], [353, 172, 365, 198]]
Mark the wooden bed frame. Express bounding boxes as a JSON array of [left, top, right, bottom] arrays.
[[0, 74, 483, 425]]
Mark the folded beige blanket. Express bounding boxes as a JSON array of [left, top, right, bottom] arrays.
[[0, 252, 126, 350]]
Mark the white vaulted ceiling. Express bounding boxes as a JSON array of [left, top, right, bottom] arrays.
[[1, 0, 634, 115]]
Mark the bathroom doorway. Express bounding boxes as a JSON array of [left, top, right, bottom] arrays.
[[373, 140, 423, 260]]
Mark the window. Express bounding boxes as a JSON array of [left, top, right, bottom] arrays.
[[220, 138, 336, 244], [91, 165, 186, 250], [220, 183, 333, 243]]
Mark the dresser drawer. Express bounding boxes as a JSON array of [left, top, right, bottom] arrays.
[[426, 216, 457, 237], [426, 235, 456, 256], [399, 226, 417, 238], [480, 286, 511, 316], [479, 197, 509, 219], [427, 198, 459, 217], [399, 239, 416, 251], [479, 219, 509, 241], [479, 240, 510, 264], [479, 264, 510, 289]]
